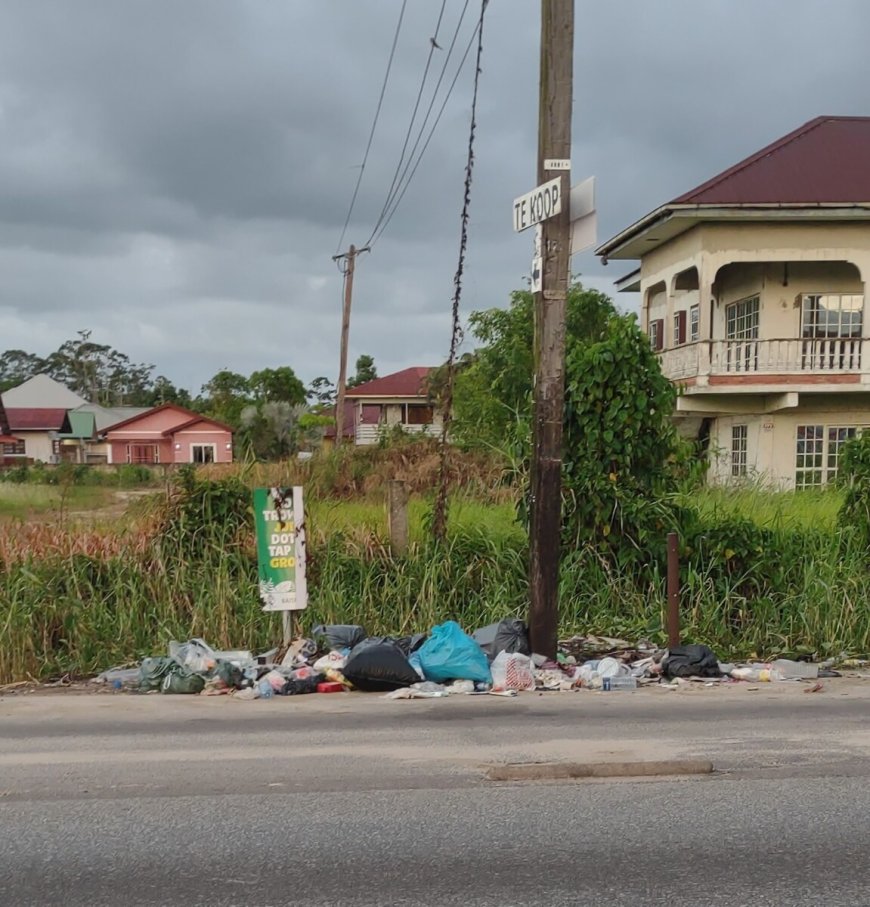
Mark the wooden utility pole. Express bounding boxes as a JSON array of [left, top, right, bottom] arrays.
[[331, 244, 368, 445], [528, 0, 574, 659]]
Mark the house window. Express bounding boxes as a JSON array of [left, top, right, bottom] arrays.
[[1, 440, 25, 456], [127, 444, 159, 464], [726, 296, 760, 340], [731, 425, 748, 477], [801, 294, 863, 370], [191, 444, 216, 464], [673, 311, 687, 346], [801, 294, 863, 339], [794, 424, 864, 488], [725, 296, 759, 371], [404, 405, 434, 426], [690, 305, 700, 343], [649, 319, 664, 351]]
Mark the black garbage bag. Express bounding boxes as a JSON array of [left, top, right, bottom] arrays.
[[661, 644, 720, 679], [312, 624, 368, 652], [395, 633, 428, 656], [342, 638, 419, 692], [473, 619, 531, 660], [283, 673, 324, 695], [215, 660, 244, 690]]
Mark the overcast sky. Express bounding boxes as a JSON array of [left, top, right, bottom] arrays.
[[1, 0, 868, 393]]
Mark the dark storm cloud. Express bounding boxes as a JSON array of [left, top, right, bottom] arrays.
[[0, 0, 869, 389]]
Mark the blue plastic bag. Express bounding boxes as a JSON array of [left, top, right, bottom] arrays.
[[417, 621, 493, 684]]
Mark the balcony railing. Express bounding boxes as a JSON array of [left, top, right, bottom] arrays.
[[355, 423, 440, 445], [658, 338, 868, 381]]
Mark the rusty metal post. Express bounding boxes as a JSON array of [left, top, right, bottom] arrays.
[[667, 531, 680, 648]]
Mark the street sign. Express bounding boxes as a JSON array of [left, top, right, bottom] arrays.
[[544, 159, 570, 170], [253, 486, 308, 612], [513, 177, 562, 232], [569, 176, 597, 255]]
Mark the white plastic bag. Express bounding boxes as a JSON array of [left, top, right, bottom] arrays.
[[313, 652, 348, 673], [491, 651, 535, 692]]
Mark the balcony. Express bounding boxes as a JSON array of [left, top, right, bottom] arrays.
[[659, 337, 869, 384], [355, 422, 440, 446]]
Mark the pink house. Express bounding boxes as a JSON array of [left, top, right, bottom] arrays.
[[104, 403, 234, 465]]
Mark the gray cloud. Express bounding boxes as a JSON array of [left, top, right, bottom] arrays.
[[0, 0, 868, 391]]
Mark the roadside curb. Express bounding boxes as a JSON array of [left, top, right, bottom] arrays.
[[486, 759, 714, 781]]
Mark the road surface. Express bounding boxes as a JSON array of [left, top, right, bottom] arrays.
[[2, 682, 869, 905]]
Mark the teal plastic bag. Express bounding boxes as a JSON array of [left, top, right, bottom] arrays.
[[417, 621, 492, 684]]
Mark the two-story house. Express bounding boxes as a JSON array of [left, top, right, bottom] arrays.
[[597, 116, 870, 489]]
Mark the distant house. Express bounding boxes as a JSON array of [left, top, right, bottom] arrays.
[[103, 403, 234, 465], [57, 403, 151, 464], [0, 395, 24, 466], [1, 375, 87, 462], [325, 367, 441, 446]]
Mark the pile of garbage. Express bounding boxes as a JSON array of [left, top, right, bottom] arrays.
[[93, 621, 846, 700]]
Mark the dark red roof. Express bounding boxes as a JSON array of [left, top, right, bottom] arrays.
[[5, 408, 68, 430], [672, 116, 870, 205], [0, 435, 22, 444], [345, 367, 432, 398]]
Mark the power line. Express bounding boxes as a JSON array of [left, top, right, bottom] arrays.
[[334, 0, 408, 255], [369, 9, 482, 249], [368, 0, 449, 242], [367, 0, 471, 247], [432, 0, 488, 542]]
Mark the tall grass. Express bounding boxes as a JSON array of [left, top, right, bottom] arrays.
[[2, 472, 869, 684]]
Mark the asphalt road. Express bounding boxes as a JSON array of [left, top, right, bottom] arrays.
[[2, 685, 870, 905]]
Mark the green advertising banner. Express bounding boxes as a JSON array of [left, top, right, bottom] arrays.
[[253, 486, 307, 612]]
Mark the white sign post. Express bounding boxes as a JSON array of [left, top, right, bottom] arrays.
[[569, 176, 597, 256], [513, 177, 563, 233]]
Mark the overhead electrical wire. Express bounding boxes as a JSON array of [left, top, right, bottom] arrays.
[[366, 0, 452, 244], [368, 7, 482, 249], [334, 0, 408, 255], [369, 0, 449, 238]]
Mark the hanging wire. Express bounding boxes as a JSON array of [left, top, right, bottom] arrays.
[[368, 1, 448, 240], [334, 0, 408, 255], [432, 0, 488, 543]]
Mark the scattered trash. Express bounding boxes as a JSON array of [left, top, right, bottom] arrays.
[[384, 682, 449, 700], [317, 681, 345, 694], [602, 676, 637, 692], [661, 645, 721, 679], [804, 681, 824, 693], [473, 618, 531, 661], [446, 680, 475, 694], [342, 638, 420, 692], [312, 624, 367, 652], [313, 652, 347, 673], [491, 651, 536, 692], [416, 621, 493, 685]]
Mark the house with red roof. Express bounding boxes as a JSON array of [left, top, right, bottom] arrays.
[[325, 367, 440, 445], [597, 116, 870, 489], [103, 403, 234, 465]]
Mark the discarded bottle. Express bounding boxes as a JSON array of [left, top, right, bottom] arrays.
[[258, 679, 274, 699], [602, 676, 637, 691], [730, 667, 785, 682]]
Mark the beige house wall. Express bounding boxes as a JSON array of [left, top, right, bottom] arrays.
[[707, 398, 870, 488]]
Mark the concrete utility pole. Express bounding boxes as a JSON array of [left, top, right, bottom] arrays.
[[331, 244, 369, 445], [528, 0, 574, 659]]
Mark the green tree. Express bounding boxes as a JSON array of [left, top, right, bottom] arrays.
[[248, 367, 306, 406], [0, 350, 46, 392], [200, 370, 252, 428], [348, 354, 377, 388], [450, 283, 616, 450], [560, 312, 681, 569], [307, 376, 335, 412]]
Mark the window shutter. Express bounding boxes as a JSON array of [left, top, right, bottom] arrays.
[[675, 311, 687, 345]]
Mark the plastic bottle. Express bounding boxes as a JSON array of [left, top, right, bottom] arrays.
[[602, 675, 637, 691], [258, 679, 274, 699]]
